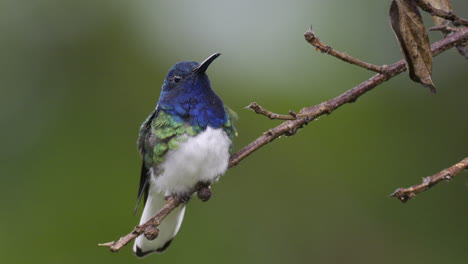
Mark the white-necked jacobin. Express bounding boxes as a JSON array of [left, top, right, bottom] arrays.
[[133, 53, 237, 257]]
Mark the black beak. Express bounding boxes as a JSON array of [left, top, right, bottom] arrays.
[[193, 53, 221, 74]]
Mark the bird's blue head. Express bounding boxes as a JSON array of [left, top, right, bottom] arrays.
[[158, 53, 227, 129]]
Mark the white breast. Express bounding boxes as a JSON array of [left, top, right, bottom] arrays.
[[151, 127, 231, 196]]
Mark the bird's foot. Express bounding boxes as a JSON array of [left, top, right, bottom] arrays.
[[197, 184, 212, 202], [172, 192, 192, 203], [164, 193, 192, 203]]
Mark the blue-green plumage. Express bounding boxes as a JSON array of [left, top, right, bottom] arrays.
[[133, 53, 237, 257]]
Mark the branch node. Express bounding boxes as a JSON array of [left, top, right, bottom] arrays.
[[263, 129, 275, 136], [144, 226, 159, 240], [284, 124, 298, 136], [322, 45, 332, 54], [422, 176, 431, 185], [320, 102, 334, 114], [380, 65, 393, 77], [390, 188, 415, 203], [245, 102, 258, 110]]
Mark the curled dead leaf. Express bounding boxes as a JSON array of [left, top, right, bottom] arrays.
[[390, 0, 436, 93]]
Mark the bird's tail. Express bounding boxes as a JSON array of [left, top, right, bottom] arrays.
[[133, 192, 186, 257]]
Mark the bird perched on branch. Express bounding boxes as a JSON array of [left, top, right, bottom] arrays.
[[133, 53, 237, 257]]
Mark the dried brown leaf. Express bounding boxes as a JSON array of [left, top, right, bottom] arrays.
[[390, 0, 435, 93], [426, 0, 453, 26]]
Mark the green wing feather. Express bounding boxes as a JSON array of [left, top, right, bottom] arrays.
[[223, 105, 238, 152], [136, 108, 188, 210], [152, 111, 198, 163], [135, 107, 158, 212]]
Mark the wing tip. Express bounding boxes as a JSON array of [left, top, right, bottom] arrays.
[[133, 245, 152, 258], [133, 239, 174, 258]]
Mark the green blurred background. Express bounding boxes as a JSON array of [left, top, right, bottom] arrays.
[[1, 1, 467, 263]]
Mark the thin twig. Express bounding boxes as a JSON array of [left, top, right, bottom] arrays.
[[429, 25, 467, 59], [429, 26, 468, 59], [246, 102, 298, 120], [100, 27, 468, 253], [430, 27, 467, 59], [428, 25, 460, 33], [415, 0, 468, 27], [390, 157, 468, 203], [304, 26, 384, 73]]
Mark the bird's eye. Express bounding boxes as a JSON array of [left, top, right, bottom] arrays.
[[174, 76, 181, 83]]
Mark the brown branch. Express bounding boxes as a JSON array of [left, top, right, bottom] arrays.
[[415, 0, 468, 27], [304, 26, 384, 73], [100, 27, 468, 253], [99, 196, 183, 252], [230, 27, 468, 168], [390, 157, 468, 203]]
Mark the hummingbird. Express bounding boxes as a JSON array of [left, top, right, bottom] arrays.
[[133, 53, 237, 257]]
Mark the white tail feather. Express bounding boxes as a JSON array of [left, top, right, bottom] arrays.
[[133, 192, 186, 257]]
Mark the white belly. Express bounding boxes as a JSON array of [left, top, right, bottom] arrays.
[[151, 127, 231, 195]]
